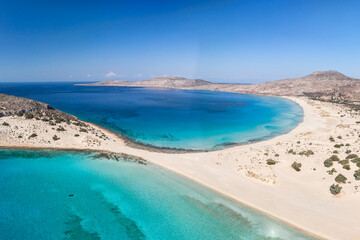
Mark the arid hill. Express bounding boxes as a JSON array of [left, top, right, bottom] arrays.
[[0, 94, 76, 120], [78, 71, 360, 101]]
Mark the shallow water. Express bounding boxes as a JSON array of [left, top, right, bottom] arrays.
[[0, 149, 315, 240], [0, 82, 303, 150]]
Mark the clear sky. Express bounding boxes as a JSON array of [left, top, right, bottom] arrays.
[[1, 0, 360, 83]]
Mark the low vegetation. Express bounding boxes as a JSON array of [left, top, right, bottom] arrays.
[[343, 164, 351, 170], [291, 162, 302, 172], [298, 150, 314, 157], [24, 112, 34, 119], [324, 159, 334, 168], [266, 159, 276, 165], [346, 154, 358, 159], [354, 170, 360, 180], [329, 155, 340, 161], [327, 168, 337, 175], [56, 126, 66, 132], [335, 174, 347, 184], [339, 160, 349, 165], [330, 184, 342, 195], [28, 133, 37, 139]]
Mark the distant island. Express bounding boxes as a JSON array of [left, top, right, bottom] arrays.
[[78, 70, 360, 103]]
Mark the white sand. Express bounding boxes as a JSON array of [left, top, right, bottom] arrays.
[[1, 97, 360, 240]]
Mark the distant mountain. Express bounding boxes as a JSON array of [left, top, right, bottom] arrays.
[[78, 71, 360, 101]]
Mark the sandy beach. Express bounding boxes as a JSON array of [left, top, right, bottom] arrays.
[[1, 97, 360, 240]]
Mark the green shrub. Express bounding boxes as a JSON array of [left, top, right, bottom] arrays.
[[56, 126, 66, 132], [74, 134, 79, 137], [357, 162, 360, 168], [291, 162, 302, 172], [343, 164, 350, 170], [327, 168, 337, 175], [264, 153, 268, 156], [2, 122, 10, 126], [288, 149, 294, 154], [53, 135, 59, 141], [266, 159, 276, 165], [275, 154, 279, 157], [79, 128, 88, 133], [335, 174, 347, 184], [24, 112, 34, 119], [334, 144, 344, 148], [324, 159, 333, 168], [339, 160, 349, 165], [345, 143, 350, 146], [345, 150, 352, 154], [41, 118, 49, 122], [28, 133, 37, 139], [346, 154, 358, 159], [299, 150, 314, 156], [333, 150, 339, 154], [329, 137, 335, 142], [54, 116, 64, 123], [354, 170, 360, 180], [329, 155, 340, 161], [297, 141, 300, 144], [330, 184, 342, 195], [337, 135, 342, 139], [351, 158, 360, 163], [16, 112, 24, 117]]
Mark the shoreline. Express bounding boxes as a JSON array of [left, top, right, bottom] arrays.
[[1, 95, 360, 239]]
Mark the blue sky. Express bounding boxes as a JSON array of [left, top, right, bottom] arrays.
[[1, 0, 360, 83]]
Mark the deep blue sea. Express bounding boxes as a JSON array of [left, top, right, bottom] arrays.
[[0, 82, 303, 150], [0, 149, 315, 240]]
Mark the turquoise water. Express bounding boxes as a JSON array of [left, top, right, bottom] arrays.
[[0, 82, 303, 150], [0, 149, 315, 240]]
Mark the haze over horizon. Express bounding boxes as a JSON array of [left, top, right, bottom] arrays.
[[1, 0, 360, 83]]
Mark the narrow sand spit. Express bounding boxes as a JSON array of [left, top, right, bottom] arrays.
[[1, 97, 360, 240]]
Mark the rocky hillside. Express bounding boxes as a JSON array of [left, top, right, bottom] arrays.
[[78, 71, 360, 101], [238, 71, 360, 100], [0, 94, 76, 120]]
